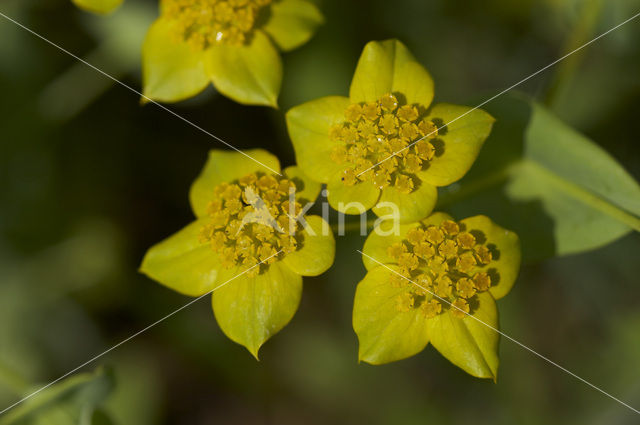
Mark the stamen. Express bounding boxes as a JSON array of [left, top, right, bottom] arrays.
[[386, 218, 498, 318], [199, 171, 301, 275], [329, 93, 439, 192], [164, 0, 272, 49]]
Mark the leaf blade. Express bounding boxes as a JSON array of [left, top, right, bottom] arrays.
[[441, 96, 640, 261]]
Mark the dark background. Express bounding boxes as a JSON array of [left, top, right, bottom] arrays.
[[1, 0, 639, 423]]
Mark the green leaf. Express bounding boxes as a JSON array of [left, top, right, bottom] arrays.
[[211, 261, 302, 358], [189, 149, 281, 217], [418, 103, 495, 187], [372, 181, 438, 223], [349, 39, 434, 107], [262, 0, 324, 52], [284, 165, 322, 204], [206, 30, 282, 107], [0, 367, 114, 425], [459, 215, 521, 300], [427, 292, 499, 380], [72, 0, 123, 14], [353, 265, 430, 364], [139, 219, 221, 297], [327, 178, 380, 215], [142, 18, 209, 103], [441, 95, 640, 261], [285, 96, 351, 183], [282, 215, 335, 276]]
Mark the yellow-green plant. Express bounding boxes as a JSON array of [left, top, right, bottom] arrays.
[[72, 0, 124, 14], [135, 35, 639, 380], [142, 0, 323, 106], [140, 149, 335, 357], [354, 212, 520, 379], [286, 39, 495, 222]]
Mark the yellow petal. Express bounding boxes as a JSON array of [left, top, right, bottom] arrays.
[[142, 18, 209, 103], [372, 181, 438, 223], [284, 165, 322, 204], [263, 0, 324, 52], [326, 178, 380, 215], [349, 39, 434, 107], [353, 265, 430, 364], [418, 103, 494, 187], [282, 216, 335, 276], [212, 261, 302, 358], [286, 96, 351, 183], [459, 215, 521, 300], [427, 291, 499, 380], [361, 222, 420, 271], [189, 149, 281, 218], [140, 219, 220, 297], [205, 30, 281, 107], [73, 0, 123, 14]]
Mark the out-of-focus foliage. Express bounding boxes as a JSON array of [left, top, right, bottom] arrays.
[[39, 1, 155, 121], [0, 367, 114, 425]]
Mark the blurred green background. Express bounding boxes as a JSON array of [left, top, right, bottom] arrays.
[[1, 0, 639, 423]]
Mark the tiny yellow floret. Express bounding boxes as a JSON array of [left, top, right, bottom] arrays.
[[329, 93, 439, 192], [199, 171, 301, 277], [386, 218, 497, 318], [164, 0, 272, 49]]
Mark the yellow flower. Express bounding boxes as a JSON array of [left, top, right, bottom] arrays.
[[354, 212, 521, 380], [72, 0, 123, 14], [140, 149, 335, 357], [286, 39, 495, 222], [142, 0, 324, 106]]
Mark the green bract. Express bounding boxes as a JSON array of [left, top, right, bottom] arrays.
[[142, 0, 323, 106], [286, 39, 495, 222], [140, 149, 334, 357], [72, 0, 124, 14], [353, 212, 520, 380]]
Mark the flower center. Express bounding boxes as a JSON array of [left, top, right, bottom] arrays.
[[164, 0, 272, 48], [199, 172, 303, 277], [329, 93, 439, 193], [388, 219, 495, 318]]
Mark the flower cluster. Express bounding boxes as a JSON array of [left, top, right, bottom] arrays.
[[386, 219, 495, 318], [142, 0, 323, 106], [354, 212, 520, 377], [286, 39, 494, 223], [141, 150, 334, 358], [164, 0, 272, 48], [199, 172, 302, 276], [329, 93, 439, 193], [141, 39, 521, 377]]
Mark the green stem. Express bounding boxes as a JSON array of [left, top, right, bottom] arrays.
[[545, 0, 603, 106], [437, 162, 519, 208]]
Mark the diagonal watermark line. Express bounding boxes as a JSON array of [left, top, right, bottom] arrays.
[[0, 250, 283, 416], [357, 11, 640, 177], [359, 250, 640, 415], [0, 10, 282, 176]]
